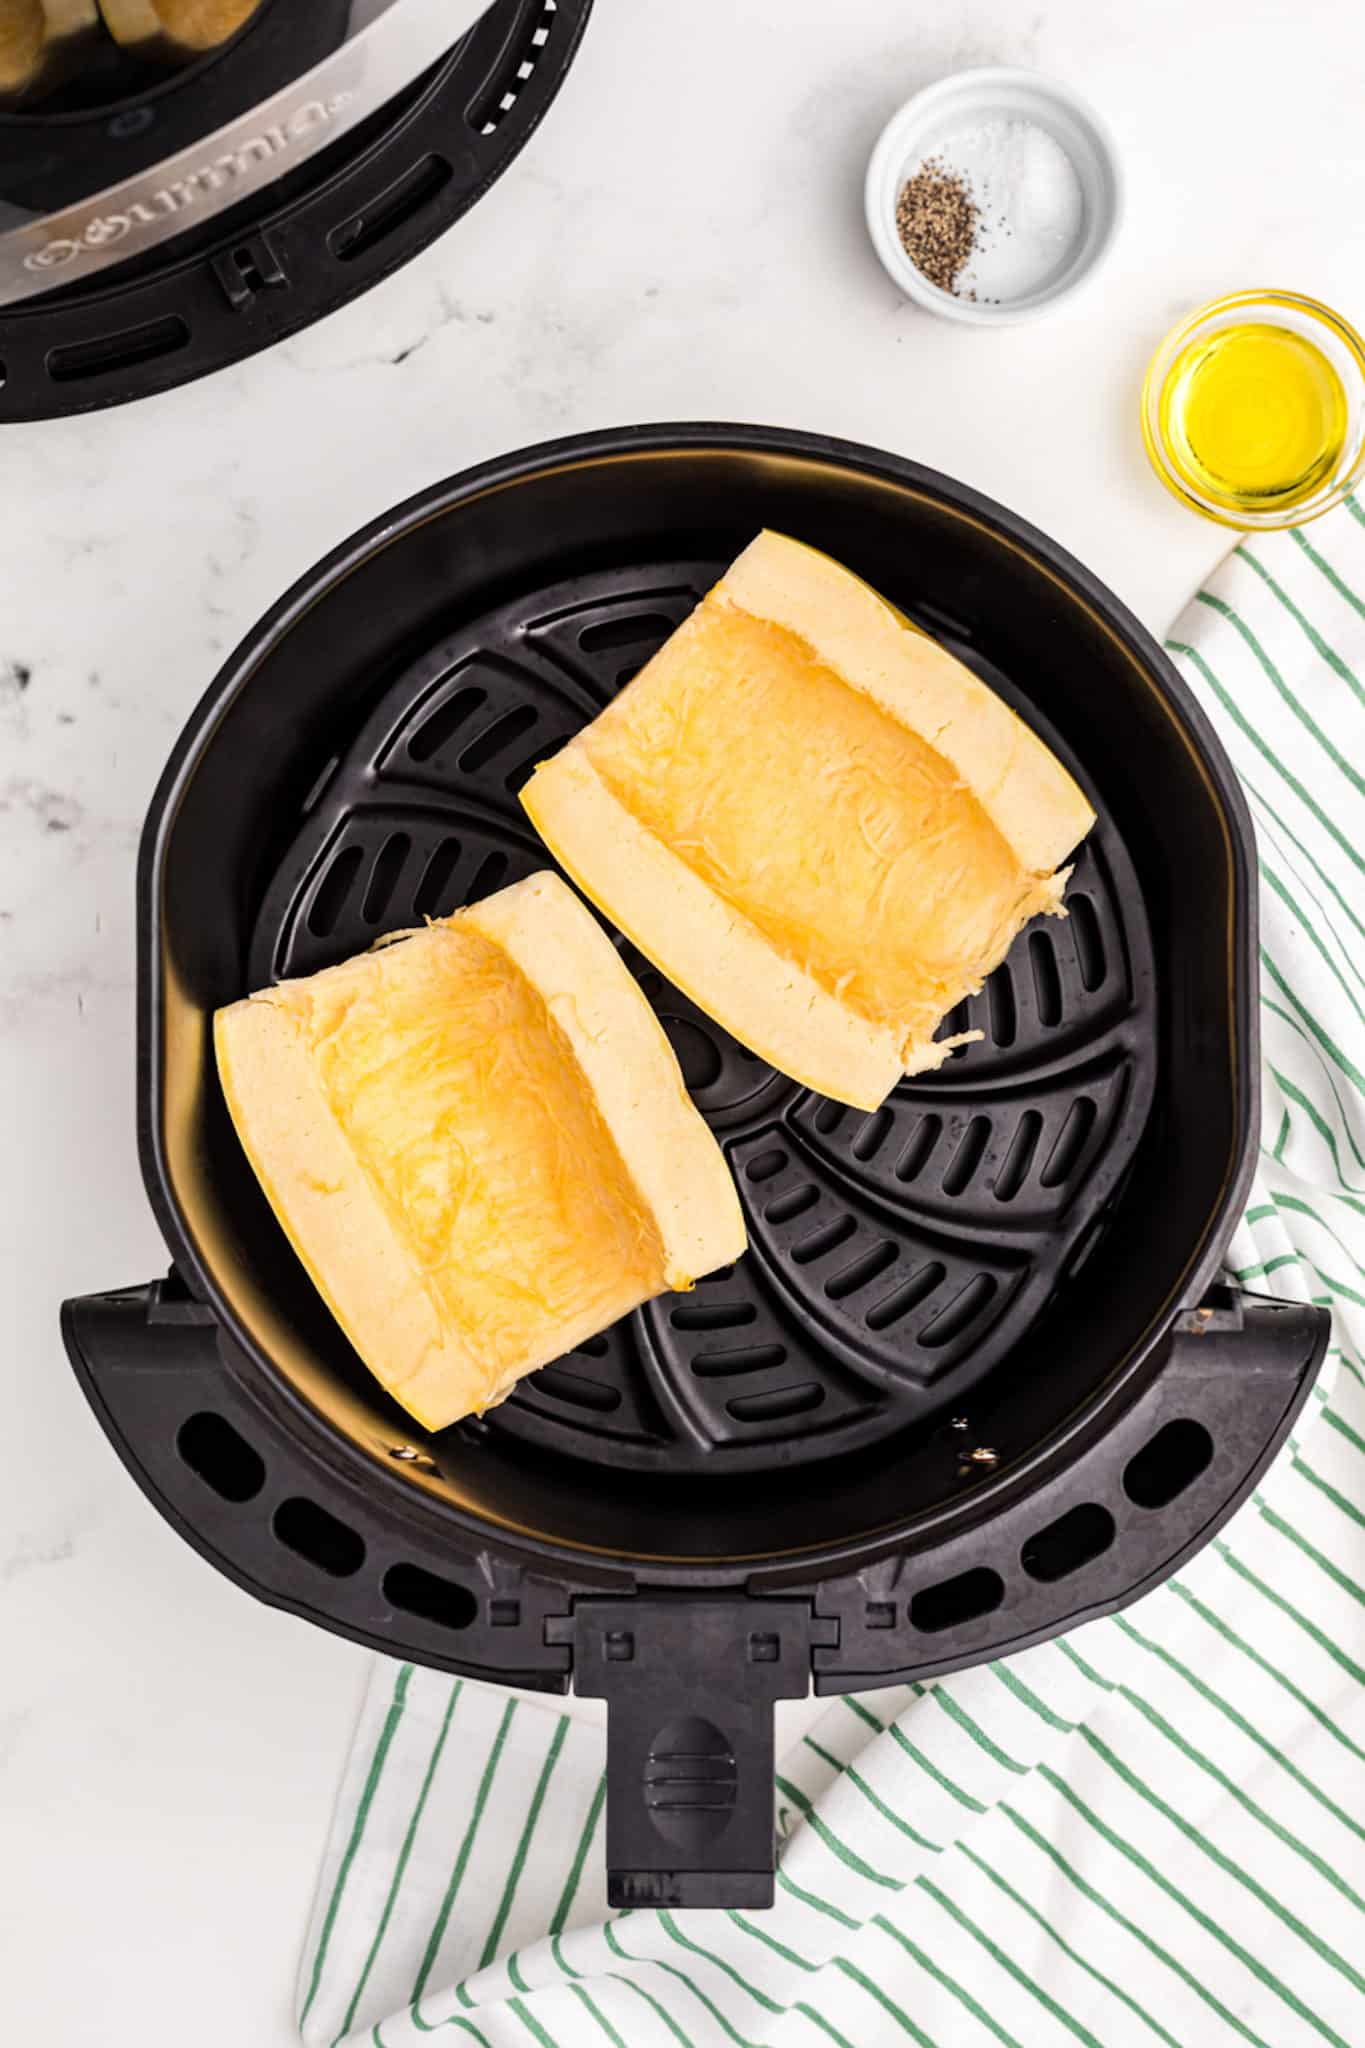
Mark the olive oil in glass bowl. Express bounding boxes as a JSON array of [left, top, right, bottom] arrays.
[[1142, 291, 1365, 528]]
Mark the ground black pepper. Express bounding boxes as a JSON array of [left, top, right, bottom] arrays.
[[895, 158, 979, 295]]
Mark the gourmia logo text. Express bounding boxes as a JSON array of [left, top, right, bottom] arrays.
[[24, 95, 354, 273]]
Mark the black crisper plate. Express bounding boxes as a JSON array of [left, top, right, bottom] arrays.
[[248, 557, 1158, 1474]]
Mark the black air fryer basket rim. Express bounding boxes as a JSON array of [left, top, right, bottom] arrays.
[[135, 420, 1262, 1581]]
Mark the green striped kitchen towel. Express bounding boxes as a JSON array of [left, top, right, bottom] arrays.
[[298, 503, 1365, 2048]]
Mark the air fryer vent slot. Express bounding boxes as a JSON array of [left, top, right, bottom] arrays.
[[1069, 893, 1106, 991], [691, 1343, 788, 1378], [413, 837, 464, 920], [765, 1184, 819, 1225], [994, 1111, 1043, 1202], [362, 833, 412, 924], [408, 684, 488, 764], [791, 1214, 858, 1267], [1029, 930, 1063, 1027], [329, 157, 455, 265], [825, 1241, 898, 1301], [895, 1115, 941, 1183], [851, 1108, 894, 1163], [920, 1274, 998, 1348], [579, 611, 677, 654], [671, 1300, 756, 1333], [727, 1383, 824, 1423], [943, 1116, 991, 1196], [535, 1365, 622, 1412], [468, 0, 560, 133], [248, 554, 1156, 1478], [46, 316, 190, 384], [460, 705, 540, 774], [468, 849, 511, 900], [307, 843, 365, 939], [989, 966, 1017, 1047], [865, 1261, 946, 1332]]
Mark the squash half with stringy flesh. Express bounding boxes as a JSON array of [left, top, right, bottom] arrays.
[[523, 532, 1095, 1111], [215, 872, 745, 1431]]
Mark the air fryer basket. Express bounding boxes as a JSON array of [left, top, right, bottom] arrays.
[[64, 425, 1328, 1908]]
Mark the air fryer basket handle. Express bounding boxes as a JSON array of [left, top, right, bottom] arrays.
[[60, 1275, 584, 1689], [560, 1598, 825, 1910], [65, 1273, 1329, 1910], [805, 1286, 1332, 1692]]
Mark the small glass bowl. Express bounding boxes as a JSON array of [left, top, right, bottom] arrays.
[[1141, 289, 1365, 529]]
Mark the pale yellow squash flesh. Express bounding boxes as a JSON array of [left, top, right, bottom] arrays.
[[214, 872, 745, 1431], [42, 0, 98, 36], [0, 0, 45, 88], [98, 0, 261, 47], [524, 532, 1095, 1110]]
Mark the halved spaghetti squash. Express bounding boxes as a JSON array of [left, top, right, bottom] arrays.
[[215, 871, 744, 1431], [523, 532, 1095, 1110]]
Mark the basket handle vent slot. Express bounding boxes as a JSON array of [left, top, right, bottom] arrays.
[[910, 1567, 1004, 1634], [383, 1563, 477, 1631], [273, 1498, 366, 1579], [1021, 1502, 1116, 1583], [176, 1411, 265, 1504], [1124, 1419, 1214, 1509]]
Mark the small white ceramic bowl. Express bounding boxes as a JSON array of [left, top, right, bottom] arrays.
[[865, 66, 1122, 325]]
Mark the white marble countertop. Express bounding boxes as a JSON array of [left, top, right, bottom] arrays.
[[4, 1, 1364, 2040]]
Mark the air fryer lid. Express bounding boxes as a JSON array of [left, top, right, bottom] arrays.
[[64, 426, 1327, 1909]]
